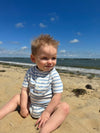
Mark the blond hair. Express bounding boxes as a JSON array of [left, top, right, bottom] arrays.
[[31, 34, 59, 55]]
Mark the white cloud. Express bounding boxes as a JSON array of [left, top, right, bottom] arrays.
[[39, 23, 47, 28], [76, 32, 81, 36], [50, 17, 55, 21], [49, 12, 59, 21], [10, 41, 20, 44], [0, 47, 30, 57], [0, 41, 3, 44], [69, 39, 79, 43], [15, 23, 24, 28], [21, 46, 28, 50], [58, 50, 80, 58], [60, 50, 66, 54]]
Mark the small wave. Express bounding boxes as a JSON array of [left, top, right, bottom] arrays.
[[0, 61, 34, 67], [55, 66, 100, 75]]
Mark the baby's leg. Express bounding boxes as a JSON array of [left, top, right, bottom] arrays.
[[40, 102, 69, 133], [0, 94, 21, 120]]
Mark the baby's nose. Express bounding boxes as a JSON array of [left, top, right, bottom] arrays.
[[47, 59, 52, 64]]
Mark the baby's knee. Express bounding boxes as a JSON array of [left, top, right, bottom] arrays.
[[14, 94, 20, 98], [13, 94, 20, 100], [12, 94, 21, 105], [60, 102, 70, 114]]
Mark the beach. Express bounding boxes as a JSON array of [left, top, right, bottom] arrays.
[[0, 64, 100, 133]]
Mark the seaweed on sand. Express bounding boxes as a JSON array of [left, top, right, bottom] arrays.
[[0, 70, 6, 72], [72, 88, 87, 97]]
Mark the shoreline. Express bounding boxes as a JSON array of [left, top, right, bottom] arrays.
[[0, 61, 100, 75]]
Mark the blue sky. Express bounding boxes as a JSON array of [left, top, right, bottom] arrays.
[[0, 0, 100, 58]]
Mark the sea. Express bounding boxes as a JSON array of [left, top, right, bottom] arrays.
[[0, 57, 100, 75]]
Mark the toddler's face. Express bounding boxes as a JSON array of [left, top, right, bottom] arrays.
[[31, 45, 57, 71]]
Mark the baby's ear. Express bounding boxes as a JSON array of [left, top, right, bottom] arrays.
[[30, 54, 35, 63]]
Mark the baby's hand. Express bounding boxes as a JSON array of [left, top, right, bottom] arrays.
[[35, 110, 50, 129], [20, 108, 29, 118]]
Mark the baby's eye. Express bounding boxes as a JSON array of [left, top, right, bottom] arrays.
[[41, 57, 48, 60], [52, 57, 56, 60]]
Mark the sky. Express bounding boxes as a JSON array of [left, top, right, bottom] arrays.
[[0, 0, 100, 58]]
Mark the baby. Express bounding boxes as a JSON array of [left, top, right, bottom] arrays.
[[0, 34, 69, 133]]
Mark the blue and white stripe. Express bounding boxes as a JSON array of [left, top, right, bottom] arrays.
[[22, 66, 63, 118]]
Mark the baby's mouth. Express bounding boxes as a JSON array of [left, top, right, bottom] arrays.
[[46, 65, 53, 67], [45, 65, 53, 68]]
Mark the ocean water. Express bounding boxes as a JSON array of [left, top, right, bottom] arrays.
[[57, 58, 100, 69], [0, 57, 100, 69], [0, 57, 100, 75]]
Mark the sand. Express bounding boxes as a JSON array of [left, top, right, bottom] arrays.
[[0, 64, 100, 133]]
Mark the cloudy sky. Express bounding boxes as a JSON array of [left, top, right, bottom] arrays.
[[0, 0, 100, 58]]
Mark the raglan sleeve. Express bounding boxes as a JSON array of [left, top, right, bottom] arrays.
[[51, 68, 63, 94]]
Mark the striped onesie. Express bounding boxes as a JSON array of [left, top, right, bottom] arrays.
[[22, 66, 63, 118]]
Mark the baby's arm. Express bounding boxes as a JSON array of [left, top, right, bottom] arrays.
[[36, 93, 62, 128], [20, 87, 29, 118], [45, 93, 62, 114]]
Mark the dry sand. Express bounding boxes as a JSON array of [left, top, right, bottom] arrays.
[[0, 64, 100, 133]]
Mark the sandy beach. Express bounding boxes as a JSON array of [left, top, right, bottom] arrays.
[[0, 64, 100, 133]]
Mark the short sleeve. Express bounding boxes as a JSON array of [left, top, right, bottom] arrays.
[[22, 69, 30, 88], [51, 68, 63, 93]]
